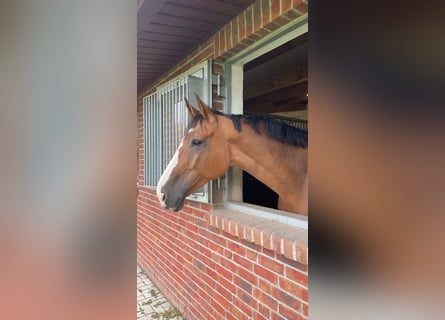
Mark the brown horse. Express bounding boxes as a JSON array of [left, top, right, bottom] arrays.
[[156, 96, 308, 215]]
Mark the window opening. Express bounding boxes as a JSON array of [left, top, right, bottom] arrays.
[[143, 62, 210, 203], [241, 33, 308, 210]]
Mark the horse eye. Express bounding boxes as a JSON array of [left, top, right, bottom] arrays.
[[191, 139, 202, 146]]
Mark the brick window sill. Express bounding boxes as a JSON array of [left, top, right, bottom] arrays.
[[208, 203, 308, 266]]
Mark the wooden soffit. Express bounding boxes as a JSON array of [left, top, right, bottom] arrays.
[[137, 0, 254, 95]]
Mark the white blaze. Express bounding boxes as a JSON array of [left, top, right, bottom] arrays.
[[156, 138, 184, 207]]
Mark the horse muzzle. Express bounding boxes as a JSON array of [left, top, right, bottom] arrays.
[[160, 186, 185, 212]]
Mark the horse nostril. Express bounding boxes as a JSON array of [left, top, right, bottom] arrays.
[[162, 194, 165, 201]]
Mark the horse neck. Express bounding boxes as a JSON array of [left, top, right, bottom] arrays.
[[223, 119, 306, 198]]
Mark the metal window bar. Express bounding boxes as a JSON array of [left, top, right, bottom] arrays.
[[158, 78, 190, 173], [144, 92, 162, 186], [143, 63, 210, 205]]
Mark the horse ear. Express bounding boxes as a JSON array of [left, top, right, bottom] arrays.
[[184, 98, 198, 118], [195, 94, 216, 123]]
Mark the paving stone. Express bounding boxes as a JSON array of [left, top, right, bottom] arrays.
[[137, 265, 186, 320]]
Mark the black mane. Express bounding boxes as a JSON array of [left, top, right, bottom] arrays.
[[188, 110, 308, 148]]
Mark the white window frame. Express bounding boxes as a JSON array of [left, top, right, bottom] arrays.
[[143, 60, 212, 204], [223, 15, 308, 228]]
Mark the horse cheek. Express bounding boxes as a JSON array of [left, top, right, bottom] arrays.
[[186, 149, 200, 170], [207, 147, 228, 179]]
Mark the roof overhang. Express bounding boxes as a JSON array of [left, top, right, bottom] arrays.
[[137, 0, 254, 95]]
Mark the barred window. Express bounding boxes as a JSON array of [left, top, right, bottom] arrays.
[[143, 61, 211, 203]]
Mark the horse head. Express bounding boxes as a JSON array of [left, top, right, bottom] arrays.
[[156, 96, 230, 211]]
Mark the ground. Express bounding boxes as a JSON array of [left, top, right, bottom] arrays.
[[137, 265, 185, 320]]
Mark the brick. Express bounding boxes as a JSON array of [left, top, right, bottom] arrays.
[[238, 266, 258, 286], [253, 228, 262, 245], [264, 21, 280, 31], [253, 0, 262, 31], [221, 256, 237, 272], [258, 303, 271, 319], [258, 278, 271, 295], [215, 282, 233, 301], [262, 247, 275, 259], [271, 0, 281, 21], [302, 302, 308, 316], [226, 313, 238, 320], [246, 248, 258, 262], [215, 264, 232, 282], [212, 233, 227, 247], [234, 295, 255, 316], [225, 24, 232, 51], [233, 253, 253, 271], [224, 46, 238, 59], [282, 239, 294, 260], [229, 220, 237, 236], [273, 16, 290, 26], [212, 292, 230, 309], [238, 12, 246, 41], [188, 306, 200, 320], [238, 277, 253, 295], [218, 53, 230, 62], [272, 234, 281, 253], [253, 311, 268, 320], [183, 205, 193, 214], [214, 32, 220, 57], [258, 254, 284, 274], [201, 271, 216, 288], [211, 297, 227, 319], [277, 253, 307, 271], [231, 19, 239, 46], [194, 259, 205, 271], [245, 225, 253, 242], [236, 223, 245, 239], [253, 288, 277, 311], [262, 231, 272, 250], [261, 0, 271, 26], [296, 242, 308, 265], [293, 0, 308, 13], [214, 310, 226, 320], [222, 217, 230, 232], [219, 275, 236, 294], [228, 304, 249, 320], [279, 304, 306, 320], [228, 240, 246, 256], [284, 8, 303, 20], [272, 286, 302, 310], [241, 37, 255, 46], [282, 0, 292, 13], [219, 29, 225, 55], [213, 62, 224, 74], [271, 311, 286, 320], [212, 216, 221, 228], [255, 264, 278, 284], [192, 208, 205, 219], [279, 277, 308, 302], [285, 266, 308, 287], [245, 5, 253, 37], [213, 100, 224, 111], [248, 33, 262, 41]]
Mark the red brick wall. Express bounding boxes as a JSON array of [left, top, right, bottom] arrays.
[[137, 188, 308, 320], [137, 1, 308, 319]]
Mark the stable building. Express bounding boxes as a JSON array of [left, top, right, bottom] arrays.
[[137, 1, 308, 319]]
